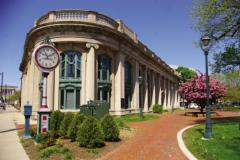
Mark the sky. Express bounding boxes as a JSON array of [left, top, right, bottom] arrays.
[[0, 0, 207, 87]]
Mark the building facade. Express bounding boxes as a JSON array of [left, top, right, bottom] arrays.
[[0, 85, 18, 103], [20, 10, 180, 115]]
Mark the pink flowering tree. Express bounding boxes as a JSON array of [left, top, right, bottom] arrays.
[[178, 74, 226, 112]]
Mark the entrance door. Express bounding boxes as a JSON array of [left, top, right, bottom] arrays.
[[66, 90, 74, 109]]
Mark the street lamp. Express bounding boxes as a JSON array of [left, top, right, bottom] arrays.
[[200, 35, 212, 139]]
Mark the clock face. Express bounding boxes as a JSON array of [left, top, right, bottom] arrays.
[[34, 45, 59, 70]]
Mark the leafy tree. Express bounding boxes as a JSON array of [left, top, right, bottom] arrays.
[[224, 87, 240, 102], [210, 45, 240, 73], [9, 91, 20, 102], [212, 71, 240, 102], [176, 66, 197, 83], [191, 0, 240, 44], [178, 74, 226, 112]]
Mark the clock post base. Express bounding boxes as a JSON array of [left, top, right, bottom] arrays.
[[35, 109, 51, 143]]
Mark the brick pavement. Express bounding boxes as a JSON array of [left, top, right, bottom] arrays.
[[99, 111, 240, 160]]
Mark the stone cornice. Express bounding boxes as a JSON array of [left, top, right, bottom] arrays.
[[20, 10, 179, 80]]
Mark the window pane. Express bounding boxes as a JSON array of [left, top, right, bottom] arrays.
[[60, 90, 64, 108], [76, 89, 80, 108]]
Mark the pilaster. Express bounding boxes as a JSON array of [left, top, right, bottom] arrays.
[[151, 72, 156, 109], [133, 61, 139, 110], [85, 43, 99, 102], [114, 52, 125, 113], [54, 65, 59, 110], [143, 67, 148, 112]]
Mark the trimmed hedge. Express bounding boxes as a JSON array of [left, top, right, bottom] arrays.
[[67, 112, 86, 141], [152, 104, 163, 113], [59, 112, 74, 137], [77, 116, 103, 148], [101, 114, 119, 141], [50, 110, 64, 137]]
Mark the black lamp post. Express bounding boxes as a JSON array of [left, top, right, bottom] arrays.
[[200, 35, 212, 139]]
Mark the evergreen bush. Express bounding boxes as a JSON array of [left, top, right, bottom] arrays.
[[50, 110, 64, 137], [101, 114, 120, 141], [67, 112, 86, 141], [77, 116, 103, 148], [152, 104, 163, 113], [59, 112, 74, 137]]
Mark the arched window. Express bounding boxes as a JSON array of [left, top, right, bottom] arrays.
[[59, 51, 81, 109], [124, 61, 132, 108], [97, 54, 111, 102]]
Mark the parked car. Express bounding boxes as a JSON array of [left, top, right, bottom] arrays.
[[188, 103, 199, 109]]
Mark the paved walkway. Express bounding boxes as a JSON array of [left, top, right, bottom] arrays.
[[99, 110, 240, 160], [0, 106, 29, 160]]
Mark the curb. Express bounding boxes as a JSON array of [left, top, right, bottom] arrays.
[[177, 125, 198, 160]]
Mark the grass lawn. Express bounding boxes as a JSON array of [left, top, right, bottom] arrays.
[[183, 121, 240, 160], [114, 113, 159, 123], [224, 106, 240, 112]]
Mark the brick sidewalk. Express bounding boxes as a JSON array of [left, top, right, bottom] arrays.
[[99, 111, 240, 160]]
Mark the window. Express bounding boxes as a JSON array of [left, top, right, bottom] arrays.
[[124, 61, 132, 109], [61, 51, 81, 79], [97, 54, 111, 102], [59, 51, 81, 109]]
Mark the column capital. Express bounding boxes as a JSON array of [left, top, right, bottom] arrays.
[[86, 43, 99, 50]]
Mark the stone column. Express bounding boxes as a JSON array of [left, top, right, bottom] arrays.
[[167, 80, 171, 109], [81, 52, 87, 105], [175, 83, 179, 107], [133, 61, 139, 111], [114, 52, 125, 114], [28, 60, 34, 106], [151, 72, 156, 109], [158, 74, 162, 105], [110, 52, 115, 111], [163, 77, 167, 109], [143, 67, 148, 112], [85, 43, 99, 102]]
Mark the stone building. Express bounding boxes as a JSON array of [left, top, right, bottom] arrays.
[[19, 10, 180, 115]]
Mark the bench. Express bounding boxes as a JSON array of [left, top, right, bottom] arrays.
[[184, 111, 216, 117]]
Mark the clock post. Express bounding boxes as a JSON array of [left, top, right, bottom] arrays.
[[32, 41, 60, 141], [36, 72, 51, 135]]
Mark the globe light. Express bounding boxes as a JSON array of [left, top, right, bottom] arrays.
[[201, 36, 211, 47]]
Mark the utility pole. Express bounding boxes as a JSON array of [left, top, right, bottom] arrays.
[[0, 72, 3, 100]]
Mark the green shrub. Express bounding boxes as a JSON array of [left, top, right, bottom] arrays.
[[37, 131, 56, 148], [101, 114, 120, 141], [29, 128, 37, 138], [59, 112, 74, 137], [50, 110, 64, 137], [67, 112, 86, 141], [152, 104, 163, 113], [77, 116, 103, 148], [40, 145, 74, 160]]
